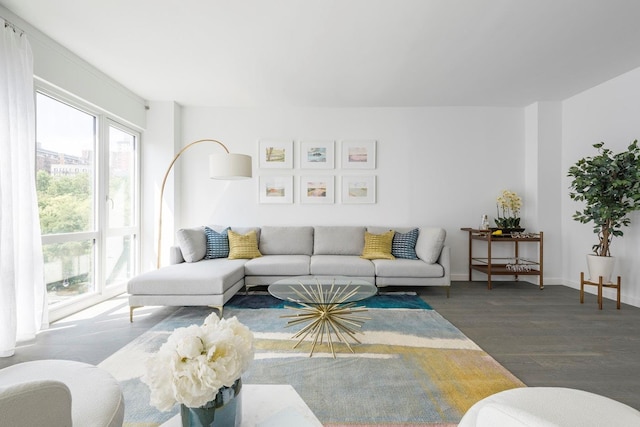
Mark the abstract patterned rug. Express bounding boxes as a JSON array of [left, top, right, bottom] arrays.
[[99, 294, 524, 426]]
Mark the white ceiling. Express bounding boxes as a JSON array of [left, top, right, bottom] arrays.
[[3, 0, 640, 107]]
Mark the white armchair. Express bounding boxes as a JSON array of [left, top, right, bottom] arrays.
[[0, 380, 73, 427], [458, 387, 640, 427], [0, 360, 124, 427]]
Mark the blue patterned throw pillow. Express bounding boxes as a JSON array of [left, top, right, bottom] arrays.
[[204, 227, 230, 259], [392, 228, 419, 259]]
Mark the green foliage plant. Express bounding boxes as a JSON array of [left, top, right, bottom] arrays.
[[568, 140, 640, 256]]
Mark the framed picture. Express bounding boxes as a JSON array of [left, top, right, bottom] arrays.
[[300, 175, 334, 204], [341, 140, 376, 169], [299, 140, 335, 169], [258, 139, 293, 169], [341, 175, 376, 204], [259, 176, 293, 204]]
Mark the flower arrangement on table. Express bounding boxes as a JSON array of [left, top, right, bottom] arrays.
[[495, 189, 522, 229], [142, 313, 254, 412]]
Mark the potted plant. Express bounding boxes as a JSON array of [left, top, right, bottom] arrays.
[[567, 140, 640, 281], [495, 190, 523, 230]]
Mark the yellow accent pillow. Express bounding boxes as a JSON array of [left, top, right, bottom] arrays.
[[228, 229, 262, 259], [361, 230, 395, 260]]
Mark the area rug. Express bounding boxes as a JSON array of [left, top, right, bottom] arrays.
[[99, 294, 524, 426]]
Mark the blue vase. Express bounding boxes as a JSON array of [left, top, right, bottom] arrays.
[[180, 378, 242, 427]]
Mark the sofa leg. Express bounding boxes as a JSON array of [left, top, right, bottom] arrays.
[[446, 287, 450, 298], [129, 306, 142, 323], [209, 305, 223, 317]]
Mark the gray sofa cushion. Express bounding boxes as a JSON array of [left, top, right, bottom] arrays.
[[205, 225, 262, 243], [415, 227, 446, 264], [259, 226, 314, 255], [313, 226, 365, 255], [127, 258, 247, 295], [244, 255, 311, 276], [372, 258, 444, 278], [175, 226, 206, 262], [310, 255, 374, 276], [230, 226, 261, 241], [367, 226, 414, 234]]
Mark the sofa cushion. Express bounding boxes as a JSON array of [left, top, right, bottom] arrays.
[[313, 226, 365, 255], [175, 227, 206, 263], [230, 226, 261, 241], [244, 255, 311, 276], [372, 258, 444, 278], [391, 228, 419, 259], [228, 230, 263, 259], [204, 227, 230, 259], [259, 226, 314, 255], [127, 259, 247, 295], [415, 227, 446, 264], [310, 255, 375, 276], [361, 230, 395, 260]]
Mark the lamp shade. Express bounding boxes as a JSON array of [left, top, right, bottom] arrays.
[[209, 152, 252, 179]]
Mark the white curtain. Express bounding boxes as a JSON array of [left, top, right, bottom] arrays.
[[0, 19, 47, 357]]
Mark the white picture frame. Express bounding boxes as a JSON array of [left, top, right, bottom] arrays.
[[299, 140, 335, 169], [258, 139, 293, 169], [341, 175, 376, 204], [341, 140, 376, 169], [259, 176, 293, 204], [299, 175, 334, 204]]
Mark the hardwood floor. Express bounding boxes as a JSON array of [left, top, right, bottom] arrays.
[[2, 281, 639, 412], [422, 281, 640, 410]]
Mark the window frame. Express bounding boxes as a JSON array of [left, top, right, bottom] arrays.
[[35, 83, 141, 322]]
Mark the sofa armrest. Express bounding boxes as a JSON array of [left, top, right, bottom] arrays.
[[437, 246, 451, 285], [0, 380, 72, 427], [170, 246, 185, 264]]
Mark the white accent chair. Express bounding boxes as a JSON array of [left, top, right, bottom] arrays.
[[458, 387, 640, 427], [0, 359, 124, 427]]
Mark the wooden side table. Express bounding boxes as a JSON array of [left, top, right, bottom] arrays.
[[461, 228, 543, 290], [579, 272, 621, 310]]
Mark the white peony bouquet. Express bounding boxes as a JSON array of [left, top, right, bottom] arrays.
[[142, 313, 254, 411]]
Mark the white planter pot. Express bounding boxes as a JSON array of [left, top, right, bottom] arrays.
[[586, 254, 616, 283]]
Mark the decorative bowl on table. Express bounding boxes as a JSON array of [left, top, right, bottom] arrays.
[[489, 227, 525, 236]]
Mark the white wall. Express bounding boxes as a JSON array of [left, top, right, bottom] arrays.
[[562, 67, 640, 307], [0, 5, 146, 129], [153, 106, 528, 280], [142, 102, 182, 269], [524, 102, 563, 285]]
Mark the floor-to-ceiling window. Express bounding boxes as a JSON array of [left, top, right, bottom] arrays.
[[35, 88, 140, 321]]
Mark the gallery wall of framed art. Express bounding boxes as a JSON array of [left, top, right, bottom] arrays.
[[257, 139, 377, 204]]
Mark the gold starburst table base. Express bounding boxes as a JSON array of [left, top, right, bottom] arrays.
[[277, 280, 373, 358], [282, 302, 369, 357]]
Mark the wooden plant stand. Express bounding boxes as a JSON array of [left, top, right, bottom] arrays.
[[580, 272, 621, 310]]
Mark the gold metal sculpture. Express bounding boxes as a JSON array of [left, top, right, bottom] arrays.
[[281, 280, 371, 358]]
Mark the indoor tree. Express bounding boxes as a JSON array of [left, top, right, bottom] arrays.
[[568, 140, 640, 256]]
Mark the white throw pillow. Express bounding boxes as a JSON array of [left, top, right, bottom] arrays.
[[415, 227, 446, 264], [175, 227, 206, 263]]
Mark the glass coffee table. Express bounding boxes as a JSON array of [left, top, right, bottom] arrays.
[[268, 276, 377, 357]]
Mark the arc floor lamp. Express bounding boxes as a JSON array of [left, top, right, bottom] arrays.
[[157, 139, 252, 268]]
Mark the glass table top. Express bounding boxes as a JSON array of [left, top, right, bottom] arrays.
[[268, 276, 377, 304]]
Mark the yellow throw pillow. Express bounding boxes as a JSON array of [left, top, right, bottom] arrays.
[[228, 229, 262, 259], [361, 230, 395, 260]]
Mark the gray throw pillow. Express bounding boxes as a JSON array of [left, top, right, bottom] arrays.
[[175, 227, 206, 262]]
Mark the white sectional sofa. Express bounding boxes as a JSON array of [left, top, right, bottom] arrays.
[[127, 225, 450, 321]]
